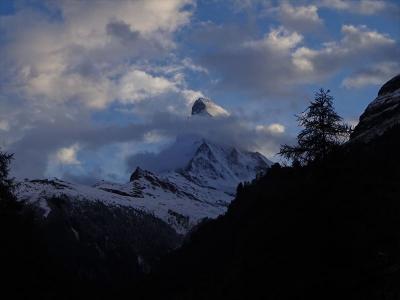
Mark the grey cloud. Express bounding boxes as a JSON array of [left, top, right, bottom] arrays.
[[124, 115, 292, 174], [192, 23, 399, 99], [0, 0, 191, 110], [62, 168, 106, 185], [7, 109, 291, 180], [201, 42, 298, 97], [107, 21, 141, 41], [298, 26, 399, 80], [318, 0, 400, 16], [189, 22, 258, 50], [342, 62, 400, 89], [277, 3, 323, 33], [126, 134, 201, 173], [105, 20, 164, 56]]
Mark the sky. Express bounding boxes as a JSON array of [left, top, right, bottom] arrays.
[[0, 0, 398, 183]]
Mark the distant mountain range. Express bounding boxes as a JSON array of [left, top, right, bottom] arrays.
[[16, 97, 271, 235]]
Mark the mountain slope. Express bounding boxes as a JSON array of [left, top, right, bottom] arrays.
[[145, 76, 400, 300], [351, 74, 400, 141], [181, 139, 270, 193], [16, 138, 270, 234]]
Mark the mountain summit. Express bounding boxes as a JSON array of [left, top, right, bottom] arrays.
[[191, 97, 230, 117]]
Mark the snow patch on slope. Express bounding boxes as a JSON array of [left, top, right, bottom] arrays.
[[16, 172, 232, 235]]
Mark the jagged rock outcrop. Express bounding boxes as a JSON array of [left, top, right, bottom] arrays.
[[351, 74, 400, 142], [191, 97, 230, 117]]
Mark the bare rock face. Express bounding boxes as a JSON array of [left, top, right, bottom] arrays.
[[378, 74, 400, 96], [351, 74, 400, 142], [191, 97, 229, 117]]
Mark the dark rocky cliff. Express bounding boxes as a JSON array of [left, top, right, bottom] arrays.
[[351, 74, 400, 141]]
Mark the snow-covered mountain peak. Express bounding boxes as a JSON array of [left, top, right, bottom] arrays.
[[191, 97, 230, 117], [180, 139, 271, 193]]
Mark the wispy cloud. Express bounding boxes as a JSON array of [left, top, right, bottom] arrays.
[[342, 62, 400, 89], [319, 0, 396, 15]]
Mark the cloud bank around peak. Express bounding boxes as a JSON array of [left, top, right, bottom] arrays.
[[0, 0, 398, 182]]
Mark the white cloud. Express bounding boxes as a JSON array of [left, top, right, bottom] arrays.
[[342, 62, 399, 89], [320, 0, 349, 10], [246, 26, 303, 50], [278, 3, 323, 32], [0, 120, 10, 131], [117, 69, 178, 104], [181, 58, 209, 74], [341, 24, 395, 48], [256, 123, 286, 135], [181, 89, 206, 105], [292, 47, 317, 72], [346, 119, 359, 128], [59, 0, 193, 46], [201, 22, 398, 97], [27, 71, 114, 109], [358, 0, 387, 14], [0, 0, 194, 110], [55, 144, 81, 165], [143, 131, 165, 143], [291, 24, 397, 80], [319, 0, 389, 15]]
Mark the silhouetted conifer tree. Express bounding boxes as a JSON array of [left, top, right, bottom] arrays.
[[279, 89, 351, 164], [0, 150, 42, 297], [0, 151, 19, 215], [236, 182, 244, 196]]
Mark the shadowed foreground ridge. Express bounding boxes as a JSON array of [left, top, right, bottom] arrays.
[[144, 76, 400, 299], [351, 74, 400, 141]]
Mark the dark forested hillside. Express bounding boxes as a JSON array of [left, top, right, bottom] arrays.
[[0, 154, 181, 299], [0, 196, 182, 299], [146, 123, 400, 300]]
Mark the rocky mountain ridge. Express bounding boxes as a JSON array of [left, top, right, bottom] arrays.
[[351, 74, 400, 141]]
